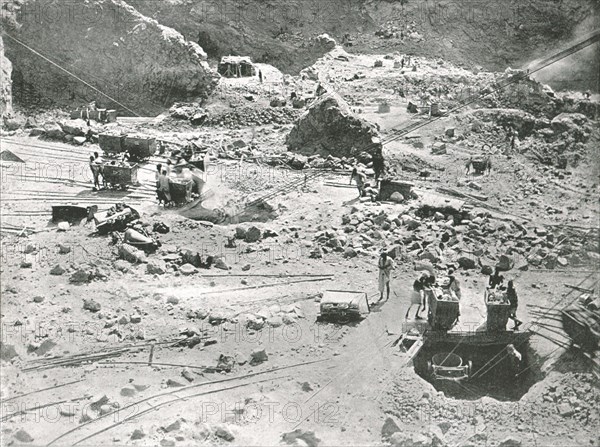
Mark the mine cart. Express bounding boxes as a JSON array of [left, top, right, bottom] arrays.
[[485, 289, 511, 332], [469, 156, 492, 175], [102, 163, 139, 190], [427, 352, 472, 382], [98, 134, 125, 157], [318, 290, 370, 323], [52, 205, 97, 223], [122, 136, 156, 162], [169, 178, 193, 205], [427, 288, 460, 331], [561, 296, 600, 351]]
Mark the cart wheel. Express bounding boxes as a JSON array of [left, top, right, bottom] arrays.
[[467, 360, 473, 377], [337, 315, 350, 324]]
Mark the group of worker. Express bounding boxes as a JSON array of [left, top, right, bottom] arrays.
[[377, 253, 523, 331], [88, 150, 132, 191], [155, 158, 198, 207]]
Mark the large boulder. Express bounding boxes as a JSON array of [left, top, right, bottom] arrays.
[[551, 113, 590, 142], [286, 92, 385, 176]]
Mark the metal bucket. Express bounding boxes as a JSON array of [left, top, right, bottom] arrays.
[[432, 352, 462, 368]]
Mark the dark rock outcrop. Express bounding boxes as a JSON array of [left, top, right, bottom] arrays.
[[5, 0, 219, 115], [286, 92, 384, 175]]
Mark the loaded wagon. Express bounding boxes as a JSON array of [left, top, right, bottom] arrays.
[[98, 134, 156, 162], [318, 290, 370, 323], [169, 178, 193, 205], [123, 136, 157, 162], [102, 163, 139, 190], [485, 289, 511, 332], [561, 299, 600, 351], [427, 288, 460, 331]]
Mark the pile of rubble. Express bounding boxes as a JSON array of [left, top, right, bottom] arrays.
[[205, 106, 301, 128], [522, 112, 593, 167], [286, 91, 385, 175], [311, 202, 600, 271]]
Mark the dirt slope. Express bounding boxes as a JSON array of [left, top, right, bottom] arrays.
[[2, 0, 219, 116], [127, 0, 599, 91], [0, 35, 12, 117]]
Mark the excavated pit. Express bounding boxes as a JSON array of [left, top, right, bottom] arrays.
[[413, 337, 544, 401]]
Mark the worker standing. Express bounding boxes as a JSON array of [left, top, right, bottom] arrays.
[[158, 169, 172, 207], [89, 155, 100, 191], [378, 251, 395, 302], [489, 268, 505, 289], [407, 273, 428, 320], [350, 168, 367, 198], [507, 280, 522, 330], [506, 344, 522, 376]]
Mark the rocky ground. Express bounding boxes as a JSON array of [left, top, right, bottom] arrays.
[[1, 43, 600, 447]]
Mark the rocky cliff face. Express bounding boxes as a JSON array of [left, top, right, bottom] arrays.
[[4, 0, 219, 115], [0, 36, 13, 118], [286, 92, 384, 174]]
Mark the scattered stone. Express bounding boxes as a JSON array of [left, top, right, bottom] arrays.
[[20, 260, 32, 268], [179, 264, 198, 276], [557, 402, 574, 417], [496, 254, 514, 271], [343, 248, 357, 259], [160, 438, 175, 447], [390, 192, 404, 203], [146, 259, 166, 275], [249, 347, 268, 365], [90, 394, 109, 411], [166, 379, 184, 388], [281, 429, 321, 447], [120, 386, 137, 397], [431, 142, 447, 155], [498, 437, 523, 447], [0, 343, 19, 361], [33, 295, 44, 303], [118, 244, 147, 264], [14, 429, 34, 443], [457, 257, 476, 269], [50, 264, 66, 275], [381, 417, 401, 439], [181, 368, 195, 382], [83, 299, 101, 313], [70, 269, 93, 284], [130, 429, 145, 440], [130, 314, 142, 324], [242, 264, 251, 271], [213, 257, 229, 270], [235, 227, 247, 239], [58, 244, 72, 254], [245, 226, 262, 243], [164, 419, 181, 433], [445, 127, 455, 137], [57, 222, 70, 231], [214, 424, 235, 442], [267, 315, 284, 328]]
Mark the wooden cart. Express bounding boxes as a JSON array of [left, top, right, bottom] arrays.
[[102, 164, 139, 190], [561, 304, 600, 351], [427, 288, 460, 331], [485, 289, 511, 332], [169, 178, 193, 205]]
